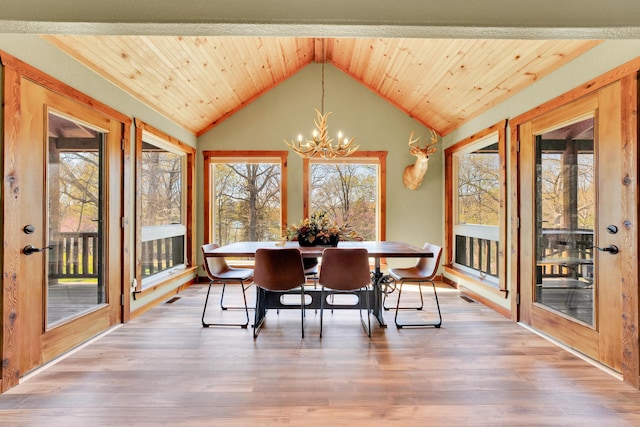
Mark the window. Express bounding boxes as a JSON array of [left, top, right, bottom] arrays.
[[304, 152, 387, 240], [135, 120, 195, 291], [445, 121, 506, 291], [204, 151, 288, 246]]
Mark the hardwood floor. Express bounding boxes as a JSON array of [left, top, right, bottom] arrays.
[[1, 283, 640, 426]]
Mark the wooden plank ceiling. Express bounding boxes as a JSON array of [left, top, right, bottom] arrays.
[[42, 36, 600, 136]]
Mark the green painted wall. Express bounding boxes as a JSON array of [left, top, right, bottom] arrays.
[[197, 63, 441, 271]]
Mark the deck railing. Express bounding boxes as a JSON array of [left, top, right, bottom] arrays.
[[49, 232, 99, 279]]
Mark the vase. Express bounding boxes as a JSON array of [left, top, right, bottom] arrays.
[[297, 234, 316, 246], [329, 235, 339, 247]]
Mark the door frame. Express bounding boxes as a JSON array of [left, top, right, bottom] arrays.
[[1, 51, 132, 392], [510, 58, 640, 387]]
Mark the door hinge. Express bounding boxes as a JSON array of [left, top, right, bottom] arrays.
[[121, 217, 126, 228], [121, 295, 126, 306], [121, 139, 126, 150], [516, 140, 520, 152], [516, 293, 520, 305]]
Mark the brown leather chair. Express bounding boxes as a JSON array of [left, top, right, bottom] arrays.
[[252, 248, 307, 338], [318, 247, 372, 338], [387, 242, 443, 328], [201, 243, 253, 328]]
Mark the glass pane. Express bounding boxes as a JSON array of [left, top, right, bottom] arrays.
[[47, 112, 105, 327], [456, 143, 500, 226], [213, 163, 282, 245], [535, 116, 595, 325], [309, 163, 378, 240], [141, 145, 182, 226], [141, 143, 185, 278]]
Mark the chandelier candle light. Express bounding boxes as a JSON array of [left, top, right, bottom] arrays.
[[284, 41, 359, 159]]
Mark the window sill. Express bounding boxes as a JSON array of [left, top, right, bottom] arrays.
[[444, 264, 508, 298], [134, 266, 197, 298]]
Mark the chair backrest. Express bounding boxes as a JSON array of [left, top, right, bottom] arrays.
[[415, 242, 442, 279], [253, 248, 306, 291], [201, 243, 230, 278], [318, 248, 371, 291]]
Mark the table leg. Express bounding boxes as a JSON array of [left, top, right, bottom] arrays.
[[371, 258, 388, 327]]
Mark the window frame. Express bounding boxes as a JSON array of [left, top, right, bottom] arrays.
[[302, 151, 387, 241], [445, 120, 507, 293], [134, 119, 196, 293], [203, 150, 289, 245]]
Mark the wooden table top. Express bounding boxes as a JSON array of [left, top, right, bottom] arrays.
[[204, 240, 433, 258]]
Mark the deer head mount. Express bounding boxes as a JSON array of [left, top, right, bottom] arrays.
[[402, 129, 438, 190]]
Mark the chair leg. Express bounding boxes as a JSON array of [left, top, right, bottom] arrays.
[[220, 282, 254, 311], [220, 283, 228, 310], [203, 280, 250, 328], [300, 285, 305, 339], [319, 286, 326, 338], [360, 287, 371, 337], [253, 287, 266, 338], [201, 281, 214, 327], [394, 280, 442, 328]]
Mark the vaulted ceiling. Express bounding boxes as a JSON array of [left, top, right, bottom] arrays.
[[42, 35, 601, 136]]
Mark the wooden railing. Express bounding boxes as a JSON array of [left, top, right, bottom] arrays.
[[49, 232, 99, 279]]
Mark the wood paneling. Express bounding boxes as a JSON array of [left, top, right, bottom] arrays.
[[41, 36, 600, 136]]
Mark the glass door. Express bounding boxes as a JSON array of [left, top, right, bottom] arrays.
[[534, 115, 595, 326], [47, 112, 106, 327], [518, 86, 624, 372]]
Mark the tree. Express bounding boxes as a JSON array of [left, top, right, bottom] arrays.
[[214, 162, 282, 245]]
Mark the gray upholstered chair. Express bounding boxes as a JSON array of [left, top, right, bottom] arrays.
[[201, 243, 253, 328], [252, 248, 307, 338], [318, 247, 372, 338], [387, 242, 443, 328]]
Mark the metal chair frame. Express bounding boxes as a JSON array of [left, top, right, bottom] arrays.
[[201, 243, 253, 328], [387, 243, 443, 328]]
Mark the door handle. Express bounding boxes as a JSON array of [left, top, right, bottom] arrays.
[[23, 245, 52, 255], [592, 244, 619, 255]]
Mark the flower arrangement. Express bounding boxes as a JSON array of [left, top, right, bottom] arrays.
[[286, 211, 362, 246]]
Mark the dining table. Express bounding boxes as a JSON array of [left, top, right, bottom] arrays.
[[203, 240, 434, 327]]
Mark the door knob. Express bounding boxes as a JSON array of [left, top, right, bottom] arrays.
[[23, 245, 52, 255], [592, 244, 619, 255]]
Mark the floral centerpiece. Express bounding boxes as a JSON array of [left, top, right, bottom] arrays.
[[286, 211, 361, 246]]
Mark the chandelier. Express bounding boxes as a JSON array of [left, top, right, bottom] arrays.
[[284, 42, 359, 159]]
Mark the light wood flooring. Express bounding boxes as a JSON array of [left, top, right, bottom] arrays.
[[1, 283, 640, 426]]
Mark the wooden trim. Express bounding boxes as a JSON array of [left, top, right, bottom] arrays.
[[620, 72, 639, 388], [509, 122, 521, 322], [302, 151, 387, 240], [1, 65, 22, 392], [444, 265, 508, 297], [121, 121, 132, 323], [133, 119, 196, 293], [511, 56, 640, 127], [444, 120, 508, 295], [202, 150, 289, 245], [0, 51, 131, 127], [130, 271, 196, 319]]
